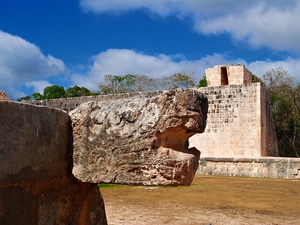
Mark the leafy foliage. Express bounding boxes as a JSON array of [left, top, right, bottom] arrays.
[[262, 67, 300, 157], [252, 74, 264, 84], [43, 85, 66, 99], [17, 95, 32, 102], [98, 74, 137, 94], [64, 86, 93, 98], [160, 71, 196, 90], [98, 71, 196, 94], [19, 85, 94, 101], [31, 92, 44, 100], [197, 75, 207, 87]]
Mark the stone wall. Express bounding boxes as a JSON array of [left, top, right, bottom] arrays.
[[0, 102, 107, 225], [198, 157, 300, 179], [189, 83, 278, 157], [28, 90, 163, 112]]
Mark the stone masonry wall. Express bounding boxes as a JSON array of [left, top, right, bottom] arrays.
[[206, 65, 252, 86], [189, 82, 278, 157], [198, 157, 300, 179]]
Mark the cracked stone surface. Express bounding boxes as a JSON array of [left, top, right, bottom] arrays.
[[70, 89, 208, 186]]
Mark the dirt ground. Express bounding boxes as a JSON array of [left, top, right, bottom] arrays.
[[100, 175, 300, 225]]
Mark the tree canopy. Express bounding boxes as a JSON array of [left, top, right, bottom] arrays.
[[97, 71, 196, 94], [262, 67, 300, 157], [18, 85, 94, 101], [64, 86, 93, 98], [43, 85, 66, 99], [197, 75, 207, 87]]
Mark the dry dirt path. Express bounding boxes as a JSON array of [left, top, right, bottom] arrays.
[[100, 175, 300, 225]]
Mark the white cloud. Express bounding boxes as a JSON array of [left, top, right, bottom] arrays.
[[79, 0, 300, 53], [70, 49, 244, 91], [248, 57, 300, 81], [71, 49, 300, 92], [25, 80, 52, 94], [0, 30, 66, 99], [197, 2, 300, 52]]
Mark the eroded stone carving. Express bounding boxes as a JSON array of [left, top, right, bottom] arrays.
[[70, 89, 208, 186]]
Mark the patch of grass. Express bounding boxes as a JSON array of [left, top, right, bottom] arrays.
[[98, 183, 132, 188]]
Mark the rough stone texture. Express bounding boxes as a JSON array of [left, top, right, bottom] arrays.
[[0, 90, 9, 101], [198, 157, 300, 180], [0, 102, 107, 225], [70, 89, 208, 186], [189, 83, 278, 157]]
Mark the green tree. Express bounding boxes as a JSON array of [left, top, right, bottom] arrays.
[[197, 75, 207, 87], [252, 74, 264, 84], [97, 71, 197, 94], [98, 74, 137, 94], [262, 67, 300, 157], [133, 75, 159, 92], [31, 92, 44, 100], [17, 95, 32, 102], [160, 71, 196, 90], [64, 86, 93, 98], [43, 85, 66, 99]]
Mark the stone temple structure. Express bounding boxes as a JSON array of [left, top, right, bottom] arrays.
[[189, 64, 278, 158], [205, 64, 253, 87], [189, 65, 300, 180]]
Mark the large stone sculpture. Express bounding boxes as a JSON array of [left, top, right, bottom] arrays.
[[0, 102, 107, 225], [70, 89, 208, 186]]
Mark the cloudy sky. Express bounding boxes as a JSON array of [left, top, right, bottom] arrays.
[[1, 0, 300, 99]]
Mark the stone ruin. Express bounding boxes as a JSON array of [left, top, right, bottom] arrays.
[[0, 91, 9, 101], [205, 64, 252, 86], [189, 64, 278, 158], [188, 65, 300, 180], [71, 89, 208, 186], [0, 89, 208, 224]]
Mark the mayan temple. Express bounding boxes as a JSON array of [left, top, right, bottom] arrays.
[[189, 64, 278, 158]]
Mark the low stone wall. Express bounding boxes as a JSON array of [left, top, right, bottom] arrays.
[[197, 157, 300, 179], [27, 90, 163, 112]]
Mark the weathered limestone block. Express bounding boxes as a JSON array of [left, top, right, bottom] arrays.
[[70, 89, 208, 186], [0, 102, 107, 225]]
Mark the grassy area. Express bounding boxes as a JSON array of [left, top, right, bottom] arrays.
[[100, 175, 300, 224]]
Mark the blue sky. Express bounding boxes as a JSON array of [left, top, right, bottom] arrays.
[[1, 0, 300, 100]]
